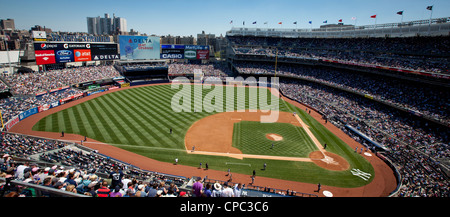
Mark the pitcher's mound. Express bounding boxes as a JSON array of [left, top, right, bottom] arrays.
[[266, 133, 283, 141]]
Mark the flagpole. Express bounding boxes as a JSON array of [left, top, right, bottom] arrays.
[[375, 15, 377, 28], [401, 14, 404, 35], [428, 6, 434, 35], [274, 47, 278, 77]]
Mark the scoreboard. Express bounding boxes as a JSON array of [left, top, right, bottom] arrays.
[[34, 42, 120, 65]]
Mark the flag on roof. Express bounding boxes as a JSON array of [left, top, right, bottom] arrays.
[[309, 21, 312, 24], [252, 21, 257, 24], [278, 22, 282, 24], [397, 11, 404, 15], [293, 21, 297, 24], [426, 5, 433, 10], [338, 19, 343, 22], [323, 20, 327, 23], [370, 15, 377, 18]]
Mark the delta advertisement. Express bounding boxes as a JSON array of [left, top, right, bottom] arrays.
[[34, 42, 119, 65], [160, 44, 210, 60], [119, 36, 160, 60]]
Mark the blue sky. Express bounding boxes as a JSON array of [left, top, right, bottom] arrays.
[[1, 0, 448, 36]]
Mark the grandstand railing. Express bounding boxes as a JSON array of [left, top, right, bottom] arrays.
[[0, 177, 90, 197], [199, 177, 318, 197]]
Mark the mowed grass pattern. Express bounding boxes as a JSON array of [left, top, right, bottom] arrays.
[[32, 84, 375, 187], [233, 121, 316, 158], [34, 85, 287, 150]]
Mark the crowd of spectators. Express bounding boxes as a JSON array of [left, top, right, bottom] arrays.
[[0, 133, 258, 197], [0, 88, 83, 124], [235, 61, 449, 125], [0, 65, 119, 126], [169, 62, 232, 78], [1, 133, 67, 159], [280, 79, 449, 197], [1, 65, 120, 95], [0, 80, 9, 92], [229, 35, 450, 75]]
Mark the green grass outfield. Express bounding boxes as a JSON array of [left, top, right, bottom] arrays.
[[233, 121, 316, 158], [33, 84, 374, 188]]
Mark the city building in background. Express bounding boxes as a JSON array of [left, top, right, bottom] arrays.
[[87, 13, 127, 35]]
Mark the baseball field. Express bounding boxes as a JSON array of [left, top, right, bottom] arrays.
[[31, 84, 375, 188]]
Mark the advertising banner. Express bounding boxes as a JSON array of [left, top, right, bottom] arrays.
[[161, 44, 209, 60], [119, 36, 160, 60], [49, 100, 60, 109], [160, 49, 184, 59], [32, 31, 47, 41], [19, 107, 38, 121], [185, 45, 209, 50], [184, 50, 197, 60], [87, 89, 105, 96], [91, 43, 120, 61], [161, 44, 185, 49], [38, 104, 51, 113], [197, 49, 210, 60], [35, 50, 56, 65], [34, 42, 118, 65], [73, 49, 92, 62], [55, 50, 75, 63], [4, 116, 19, 131], [121, 83, 130, 88]]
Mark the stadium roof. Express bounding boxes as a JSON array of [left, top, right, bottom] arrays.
[[227, 17, 450, 38]]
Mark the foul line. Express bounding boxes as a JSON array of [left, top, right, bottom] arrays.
[[226, 162, 251, 167], [293, 114, 326, 153], [188, 150, 313, 162]]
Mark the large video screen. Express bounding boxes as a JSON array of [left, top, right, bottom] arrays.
[[33, 42, 119, 65], [119, 36, 160, 60]]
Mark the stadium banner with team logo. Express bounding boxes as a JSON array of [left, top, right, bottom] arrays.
[[119, 36, 160, 60], [33, 42, 119, 65], [19, 107, 39, 121]]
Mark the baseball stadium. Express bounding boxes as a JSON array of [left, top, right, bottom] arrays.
[[0, 3, 449, 201]]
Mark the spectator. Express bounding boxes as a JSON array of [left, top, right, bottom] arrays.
[[109, 165, 123, 189], [192, 177, 203, 197], [96, 180, 111, 197], [212, 182, 222, 197], [110, 185, 123, 197], [234, 183, 243, 197], [221, 182, 234, 197], [203, 183, 212, 197]]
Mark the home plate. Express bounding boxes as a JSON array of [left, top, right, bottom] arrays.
[[322, 190, 333, 197]]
